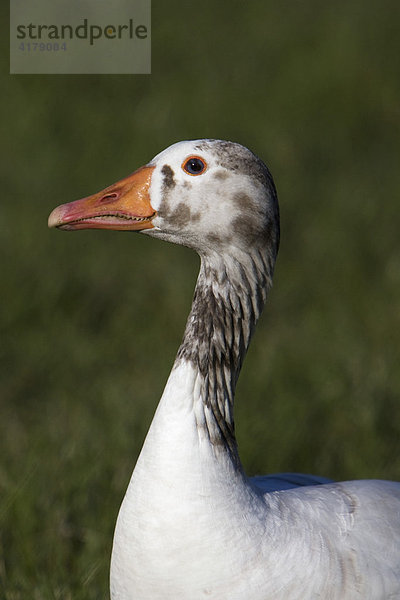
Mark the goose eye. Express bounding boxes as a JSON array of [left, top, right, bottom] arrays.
[[182, 156, 207, 176]]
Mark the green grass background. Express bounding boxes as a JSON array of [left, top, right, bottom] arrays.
[[1, 0, 400, 597]]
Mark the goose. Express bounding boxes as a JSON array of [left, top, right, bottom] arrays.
[[48, 139, 400, 599]]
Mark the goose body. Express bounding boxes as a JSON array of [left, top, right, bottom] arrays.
[[49, 140, 400, 599]]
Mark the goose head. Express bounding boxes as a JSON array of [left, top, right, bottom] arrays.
[[48, 139, 279, 262]]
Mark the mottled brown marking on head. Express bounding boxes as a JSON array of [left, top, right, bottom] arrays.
[[213, 169, 229, 181], [157, 193, 172, 220], [195, 140, 273, 188], [169, 202, 192, 227], [161, 164, 176, 190], [233, 191, 256, 213], [232, 214, 263, 245]]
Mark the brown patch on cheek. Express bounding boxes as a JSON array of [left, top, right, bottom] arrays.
[[157, 174, 198, 228], [161, 165, 176, 190], [231, 214, 263, 245], [157, 195, 171, 220], [158, 166, 180, 222], [213, 169, 229, 181], [231, 191, 269, 245], [169, 202, 192, 227], [233, 191, 256, 213]]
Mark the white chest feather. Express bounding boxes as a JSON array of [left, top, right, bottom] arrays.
[[110, 361, 268, 599], [110, 361, 400, 600]]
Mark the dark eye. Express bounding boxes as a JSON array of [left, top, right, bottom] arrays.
[[182, 156, 207, 176]]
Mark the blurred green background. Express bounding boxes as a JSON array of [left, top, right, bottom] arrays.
[[1, 0, 400, 597]]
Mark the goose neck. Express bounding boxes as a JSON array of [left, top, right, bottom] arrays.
[[175, 250, 272, 466]]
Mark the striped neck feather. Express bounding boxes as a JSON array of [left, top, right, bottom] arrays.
[[176, 248, 274, 465]]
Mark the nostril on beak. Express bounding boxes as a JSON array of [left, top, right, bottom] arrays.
[[99, 192, 119, 204]]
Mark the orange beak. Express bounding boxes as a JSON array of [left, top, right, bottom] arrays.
[[48, 165, 156, 231]]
